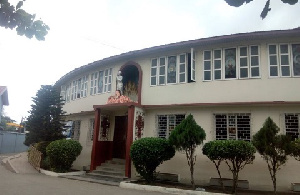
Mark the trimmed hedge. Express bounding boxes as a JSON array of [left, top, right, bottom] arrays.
[[46, 139, 82, 172], [130, 137, 175, 182]]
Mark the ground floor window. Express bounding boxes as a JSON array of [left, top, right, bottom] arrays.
[[285, 114, 299, 140], [157, 114, 185, 138], [70, 120, 81, 141], [215, 113, 251, 141], [88, 119, 95, 142]]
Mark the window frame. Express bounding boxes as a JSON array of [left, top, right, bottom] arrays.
[[156, 114, 185, 139]]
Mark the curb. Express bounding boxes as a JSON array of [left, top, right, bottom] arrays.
[[40, 168, 86, 177], [1, 154, 21, 174], [120, 181, 226, 195]]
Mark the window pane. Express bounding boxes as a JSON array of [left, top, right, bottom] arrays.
[[292, 44, 300, 76], [180, 55, 185, 63], [159, 76, 165, 84], [240, 47, 247, 56], [251, 46, 258, 55], [98, 71, 104, 93], [152, 59, 157, 67], [251, 56, 259, 66], [151, 77, 156, 85], [160, 66, 165, 75], [270, 56, 277, 65], [167, 56, 177, 84], [251, 67, 260, 77], [180, 64, 185, 72], [280, 44, 288, 54], [151, 68, 156, 76], [225, 48, 236, 79], [270, 66, 278, 76], [204, 71, 211, 80], [204, 61, 211, 70], [240, 58, 247, 67], [180, 74, 185, 83], [160, 57, 165, 65], [214, 50, 221, 58], [215, 70, 221, 79], [204, 51, 211, 60], [240, 68, 248, 78], [214, 60, 221, 69], [281, 55, 289, 65], [281, 66, 290, 76], [269, 45, 277, 54]]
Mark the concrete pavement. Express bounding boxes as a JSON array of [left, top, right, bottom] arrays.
[[0, 152, 223, 195]]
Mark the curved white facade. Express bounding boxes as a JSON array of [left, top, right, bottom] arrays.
[[55, 28, 300, 191]]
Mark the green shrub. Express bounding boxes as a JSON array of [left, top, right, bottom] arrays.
[[46, 139, 82, 172], [130, 137, 175, 183], [291, 139, 300, 161], [203, 140, 255, 194], [169, 114, 206, 189]]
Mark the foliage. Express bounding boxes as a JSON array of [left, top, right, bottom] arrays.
[[24, 85, 66, 146], [169, 114, 206, 189], [0, 0, 49, 40], [0, 115, 16, 131], [130, 137, 175, 183], [202, 140, 227, 191], [207, 140, 256, 194], [34, 141, 51, 156], [46, 139, 82, 172], [224, 0, 298, 19], [252, 117, 292, 194], [291, 139, 300, 161]]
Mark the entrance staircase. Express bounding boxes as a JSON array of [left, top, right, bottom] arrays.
[[61, 158, 128, 186]]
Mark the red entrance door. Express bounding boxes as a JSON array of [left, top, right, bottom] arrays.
[[113, 116, 128, 159]]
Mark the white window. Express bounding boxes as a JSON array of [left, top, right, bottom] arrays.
[[150, 58, 158, 86], [90, 68, 112, 95], [215, 113, 251, 141], [71, 80, 77, 101], [214, 49, 222, 80], [204, 46, 260, 81], [60, 85, 66, 101], [268, 43, 300, 77], [157, 114, 185, 139], [70, 120, 81, 141], [190, 48, 196, 81], [285, 113, 300, 140], [80, 75, 88, 98], [88, 118, 95, 142], [90, 72, 98, 95], [65, 84, 71, 102], [151, 50, 193, 86], [179, 54, 187, 83], [104, 68, 112, 93], [203, 50, 212, 81]]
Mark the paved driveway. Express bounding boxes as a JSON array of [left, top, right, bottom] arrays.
[[0, 161, 163, 195]]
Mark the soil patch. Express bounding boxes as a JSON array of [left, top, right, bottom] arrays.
[[131, 180, 297, 195]]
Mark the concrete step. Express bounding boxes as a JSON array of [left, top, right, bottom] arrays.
[[98, 163, 125, 170], [92, 169, 124, 177], [86, 172, 128, 182], [105, 158, 125, 165]]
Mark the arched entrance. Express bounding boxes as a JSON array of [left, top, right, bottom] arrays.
[[120, 61, 142, 105]]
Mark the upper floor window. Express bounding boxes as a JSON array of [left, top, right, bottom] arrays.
[[156, 114, 185, 139], [71, 75, 88, 100], [268, 43, 300, 77], [215, 113, 251, 141], [203, 46, 260, 81], [151, 48, 195, 86], [90, 68, 112, 95]]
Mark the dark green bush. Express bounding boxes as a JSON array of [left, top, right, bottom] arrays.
[[130, 137, 175, 183], [46, 139, 82, 172]]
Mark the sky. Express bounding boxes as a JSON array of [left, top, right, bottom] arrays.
[[1, 0, 300, 123]]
